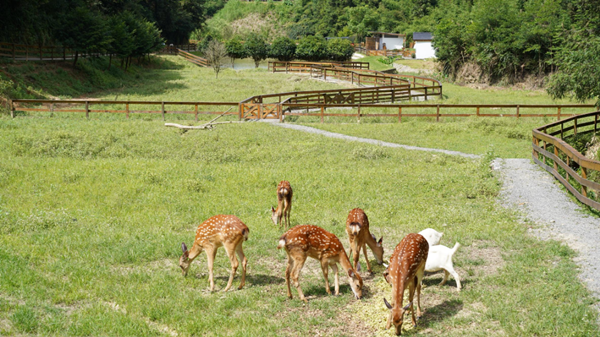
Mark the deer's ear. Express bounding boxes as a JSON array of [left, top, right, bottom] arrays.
[[271, 206, 275, 212], [378, 237, 383, 246], [181, 242, 188, 253], [383, 298, 393, 310], [402, 301, 413, 311], [348, 269, 355, 278]]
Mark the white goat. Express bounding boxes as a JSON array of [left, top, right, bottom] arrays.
[[425, 242, 461, 291], [418, 228, 443, 246]]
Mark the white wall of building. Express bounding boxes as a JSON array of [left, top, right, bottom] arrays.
[[379, 36, 404, 50], [415, 41, 436, 59]]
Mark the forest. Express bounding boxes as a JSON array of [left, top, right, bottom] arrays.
[[1, 0, 599, 103]]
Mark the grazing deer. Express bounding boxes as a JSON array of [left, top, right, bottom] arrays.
[[382, 233, 429, 335], [345, 208, 383, 274], [277, 224, 363, 303], [271, 181, 293, 228], [179, 215, 249, 292]]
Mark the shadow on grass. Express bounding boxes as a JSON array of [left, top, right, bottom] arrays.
[[409, 299, 463, 334], [422, 273, 469, 290]]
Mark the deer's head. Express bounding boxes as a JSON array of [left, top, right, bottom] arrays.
[[384, 298, 412, 335], [371, 234, 384, 264], [179, 242, 191, 276], [347, 269, 363, 300], [270, 206, 281, 225]]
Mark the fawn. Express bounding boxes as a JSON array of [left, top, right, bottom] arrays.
[[271, 181, 293, 228], [179, 215, 249, 292], [383, 233, 429, 335], [345, 208, 383, 274], [277, 224, 363, 303]]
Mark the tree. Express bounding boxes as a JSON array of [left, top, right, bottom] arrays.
[[244, 35, 268, 68], [326, 38, 354, 61], [225, 38, 246, 67], [269, 36, 296, 61], [205, 40, 227, 78], [295, 36, 327, 62]]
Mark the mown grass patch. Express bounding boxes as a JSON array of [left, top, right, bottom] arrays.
[[0, 117, 597, 336]]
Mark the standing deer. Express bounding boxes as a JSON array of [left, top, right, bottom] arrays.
[[382, 233, 429, 335], [271, 180, 292, 228], [345, 208, 383, 274], [179, 214, 249, 292], [277, 224, 363, 303]]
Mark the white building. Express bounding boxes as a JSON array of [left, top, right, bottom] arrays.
[[413, 32, 436, 59], [366, 32, 405, 50]]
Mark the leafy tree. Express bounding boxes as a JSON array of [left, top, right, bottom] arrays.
[[326, 38, 354, 61], [295, 36, 327, 61], [269, 36, 296, 61], [225, 38, 246, 67], [244, 35, 268, 68]]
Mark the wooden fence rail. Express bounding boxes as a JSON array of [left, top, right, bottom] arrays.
[[532, 110, 600, 211], [0, 42, 80, 61], [176, 49, 208, 67]]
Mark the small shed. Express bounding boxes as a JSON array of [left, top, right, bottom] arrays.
[[366, 32, 405, 50], [413, 32, 436, 59]]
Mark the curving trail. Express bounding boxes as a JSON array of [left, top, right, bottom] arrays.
[[270, 121, 600, 309]]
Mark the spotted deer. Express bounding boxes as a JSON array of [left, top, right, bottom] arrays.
[[271, 181, 293, 228], [345, 208, 383, 274], [382, 233, 429, 335], [277, 224, 363, 303], [179, 215, 249, 292]]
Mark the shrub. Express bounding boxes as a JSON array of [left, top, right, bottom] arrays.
[[326, 38, 354, 61], [295, 36, 327, 61], [269, 36, 296, 61], [225, 38, 247, 67]]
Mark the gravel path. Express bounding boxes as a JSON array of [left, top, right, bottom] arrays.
[[270, 122, 600, 308], [272, 123, 480, 159], [493, 158, 600, 306]]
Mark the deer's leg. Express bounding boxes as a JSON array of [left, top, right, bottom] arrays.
[[290, 251, 307, 303], [206, 247, 218, 291], [236, 242, 247, 290], [286, 202, 292, 228], [320, 259, 331, 295], [416, 274, 424, 319], [330, 263, 340, 295], [408, 281, 417, 327], [223, 243, 239, 292], [285, 255, 294, 299], [362, 243, 373, 273]]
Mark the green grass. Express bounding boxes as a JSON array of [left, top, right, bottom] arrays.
[[1, 55, 599, 335], [0, 117, 598, 336]]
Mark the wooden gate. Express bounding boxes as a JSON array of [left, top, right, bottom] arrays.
[[240, 103, 281, 119]]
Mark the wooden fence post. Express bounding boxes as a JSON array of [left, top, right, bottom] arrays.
[[357, 104, 361, 123], [162, 101, 165, 121], [425, 87, 428, 101], [10, 99, 14, 118], [581, 167, 588, 197], [516, 105, 520, 118], [398, 106, 402, 123], [126, 103, 129, 120], [574, 118, 578, 135], [50, 102, 54, 117], [557, 107, 561, 121], [85, 101, 89, 119], [320, 105, 324, 123], [553, 147, 558, 172], [436, 105, 440, 122], [238, 103, 242, 121], [195, 104, 198, 121], [476, 106, 480, 117]]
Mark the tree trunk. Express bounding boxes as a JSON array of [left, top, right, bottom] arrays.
[[73, 51, 79, 67], [108, 54, 112, 70]]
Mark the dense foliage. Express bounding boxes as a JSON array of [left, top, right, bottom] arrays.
[[225, 38, 247, 67], [244, 35, 268, 68], [326, 38, 354, 62], [295, 36, 328, 62], [269, 36, 296, 61], [0, 0, 220, 45]]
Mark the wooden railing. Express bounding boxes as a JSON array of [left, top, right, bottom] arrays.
[[532, 111, 600, 211], [8, 99, 237, 120], [354, 47, 403, 57], [158, 44, 197, 54], [0, 42, 79, 61], [177, 49, 208, 67], [268, 61, 370, 73]]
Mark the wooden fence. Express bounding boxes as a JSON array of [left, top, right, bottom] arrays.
[[157, 44, 197, 54], [0, 42, 79, 61], [176, 49, 208, 67], [532, 111, 600, 211], [8, 99, 237, 120], [354, 47, 403, 57]]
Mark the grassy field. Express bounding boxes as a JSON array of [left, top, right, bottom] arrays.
[[1, 55, 599, 336]]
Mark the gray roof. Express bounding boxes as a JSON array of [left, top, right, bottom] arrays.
[[413, 32, 433, 41]]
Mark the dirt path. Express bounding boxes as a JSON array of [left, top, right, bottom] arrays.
[[271, 122, 600, 309]]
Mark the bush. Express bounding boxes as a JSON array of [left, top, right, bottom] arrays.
[[326, 38, 354, 61], [295, 36, 327, 61], [225, 38, 247, 67], [269, 36, 296, 61], [244, 35, 268, 68]]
